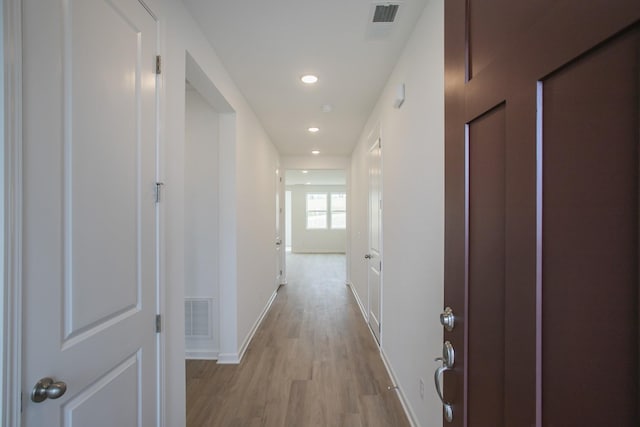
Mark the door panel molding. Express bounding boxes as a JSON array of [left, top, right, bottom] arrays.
[[62, 352, 142, 426], [62, 0, 145, 340], [462, 0, 640, 122], [539, 30, 639, 424], [466, 104, 507, 427]]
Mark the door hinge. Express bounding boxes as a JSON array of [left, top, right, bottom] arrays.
[[155, 182, 164, 203], [379, 261, 382, 271], [155, 314, 162, 333], [280, 269, 283, 275], [20, 391, 23, 413], [155, 55, 162, 74], [378, 138, 382, 148]]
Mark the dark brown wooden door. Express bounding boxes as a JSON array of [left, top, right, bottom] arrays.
[[444, 1, 640, 426]]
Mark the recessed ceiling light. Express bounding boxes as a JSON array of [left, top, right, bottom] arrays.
[[302, 170, 308, 174], [305, 182, 311, 185], [311, 150, 320, 155], [301, 74, 318, 84], [308, 127, 320, 133]]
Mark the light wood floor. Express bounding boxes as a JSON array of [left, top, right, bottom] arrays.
[[186, 253, 410, 427]]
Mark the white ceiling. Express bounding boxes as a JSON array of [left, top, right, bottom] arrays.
[[285, 169, 346, 186], [182, 0, 428, 157]]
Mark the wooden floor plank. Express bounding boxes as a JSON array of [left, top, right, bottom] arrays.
[[186, 253, 410, 427]]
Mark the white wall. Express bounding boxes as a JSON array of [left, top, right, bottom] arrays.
[[235, 121, 280, 354], [148, 0, 281, 425], [349, 1, 444, 426], [184, 87, 219, 357], [281, 155, 348, 170], [289, 185, 346, 253]]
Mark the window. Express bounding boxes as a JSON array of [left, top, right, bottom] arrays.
[[305, 192, 346, 229], [306, 193, 327, 229], [330, 193, 346, 229]]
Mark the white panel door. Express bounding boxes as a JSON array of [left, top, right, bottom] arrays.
[[367, 138, 382, 343], [21, 0, 158, 426], [275, 171, 283, 284]]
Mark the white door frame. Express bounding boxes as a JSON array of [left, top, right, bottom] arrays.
[[3, 0, 22, 424]]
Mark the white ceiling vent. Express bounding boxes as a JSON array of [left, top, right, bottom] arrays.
[[372, 4, 399, 23]]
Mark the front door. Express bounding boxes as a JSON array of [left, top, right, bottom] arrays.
[[367, 137, 382, 343], [443, 1, 640, 425], [22, 0, 159, 425]]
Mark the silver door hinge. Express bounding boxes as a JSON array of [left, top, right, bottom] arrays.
[[155, 314, 162, 333], [156, 55, 162, 74], [379, 261, 382, 271], [155, 182, 164, 203]]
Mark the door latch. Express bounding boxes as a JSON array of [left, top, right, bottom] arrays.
[[440, 307, 455, 331]]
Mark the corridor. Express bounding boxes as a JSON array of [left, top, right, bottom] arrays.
[[186, 254, 410, 426]]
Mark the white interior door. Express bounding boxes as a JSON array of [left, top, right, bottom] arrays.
[[22, 0, 158, 425], [367, 138, 382, 343], [275, 170, 283, 284]]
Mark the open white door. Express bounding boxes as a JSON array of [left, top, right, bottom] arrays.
[[367, 138, 382, 343], [275, 169, 283, 285], [21, 0, 159, 425]]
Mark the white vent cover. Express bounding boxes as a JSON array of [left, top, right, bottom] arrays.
[[373, 4, 399, 23], [185, 298, 212, 338]]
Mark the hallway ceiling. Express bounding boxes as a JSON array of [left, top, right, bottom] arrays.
[[182, 0, 428, 156]]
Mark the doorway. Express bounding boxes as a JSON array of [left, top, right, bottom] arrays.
[[182, 52, 236, 364], [183, 80, 219, 359], [283, 169, 347, 278]]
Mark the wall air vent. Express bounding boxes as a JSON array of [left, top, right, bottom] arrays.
[[372, 4, 399, 23], [185, 298, 212, 338]]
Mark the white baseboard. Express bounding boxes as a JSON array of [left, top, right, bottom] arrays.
[[216, 352, 240, 364], [346, 282, 419, 427], [217, 287, 279, 365], [346, 282, 368, 322], [237, 287, 278, 362], [380, 347, 420, 427], [185, 350, 218, 360]]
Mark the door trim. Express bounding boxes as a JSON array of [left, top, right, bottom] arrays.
[[154, 13, 165, 427], [3, 0, 23, 425]]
